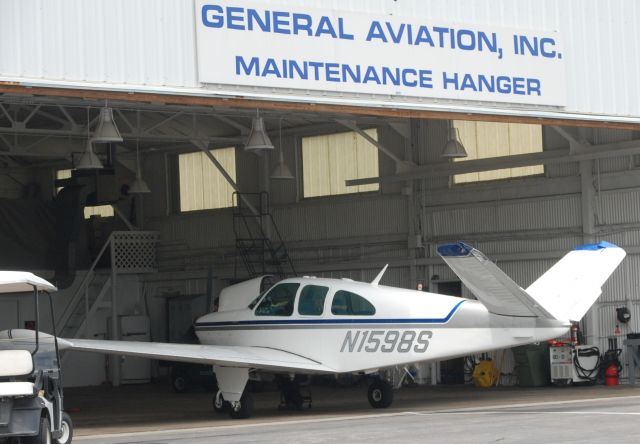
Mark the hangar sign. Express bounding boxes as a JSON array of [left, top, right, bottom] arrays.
[[195, 1, 566, 106]]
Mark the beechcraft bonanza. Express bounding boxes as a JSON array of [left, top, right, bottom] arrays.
[[1, 241, 626, 419]]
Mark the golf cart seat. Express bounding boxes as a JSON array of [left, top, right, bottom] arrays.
[[0, 350, 36, 397], [0, 350, 34, 377], [0, 382, 37, 397]]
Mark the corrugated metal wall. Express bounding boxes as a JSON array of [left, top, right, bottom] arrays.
[[0, 0, 198, 88], [272, 195, 407, 242], [138, 117, 640, 382], [2, 0, 639, 120], [426, 194, 581, 237]]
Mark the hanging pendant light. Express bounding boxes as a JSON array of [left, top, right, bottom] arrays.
[[270, 117, 294, 180], [129, 139, 150, 194], [93, 107, 123, 143], [76, 139, 103, 170], [244, 110, 274, 152], [441, 123, 468, 158], [76, 108, 103, 170]]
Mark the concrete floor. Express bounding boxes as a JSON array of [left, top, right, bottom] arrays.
[[65, 382, 640, 443]]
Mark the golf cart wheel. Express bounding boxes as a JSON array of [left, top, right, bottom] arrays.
[[172, 375, 188, 393], [229, 391, 254, 419], [367, 380, 394, 409], [56, 412, 73, 444], [24, 415, 52, 444], [213, 392, 230, 414]]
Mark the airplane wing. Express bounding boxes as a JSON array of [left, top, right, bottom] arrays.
[[61, 338, 335, 374], [437, 242, 553, 318]]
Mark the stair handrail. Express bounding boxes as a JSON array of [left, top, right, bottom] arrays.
[[267, 212, 296, 276], [56, 233, 114, 332]]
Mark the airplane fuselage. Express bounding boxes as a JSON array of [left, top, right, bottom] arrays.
[[195, 277, 569, 374]]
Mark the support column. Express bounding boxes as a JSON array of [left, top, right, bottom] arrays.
[[110, 240, 120, 387], [261, 152, 272, 239], [580, 158, 597, 346], [404, 124, 418, 289]]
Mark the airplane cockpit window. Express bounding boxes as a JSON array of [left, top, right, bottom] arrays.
[[298, 285, 329, 316], [248, 293, 263, 310], [248, 277, 279, 309], [331, 290, 376, 316], [255, 283, 300, 316]]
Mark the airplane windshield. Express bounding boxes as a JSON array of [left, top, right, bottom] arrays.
[[247, 277, 278, 309], [255, 283, 300, 316], [248, 293, 265, 309]]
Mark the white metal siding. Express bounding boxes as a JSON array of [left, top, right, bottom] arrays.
[[1, 0, 639, 121], [428, 195, 581, 237], [272, 195, 407, 242], [598, 189, 640, 226], [0, 0, 198, 87]]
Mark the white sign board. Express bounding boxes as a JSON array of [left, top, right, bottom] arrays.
[[195, 1, 566, 106]]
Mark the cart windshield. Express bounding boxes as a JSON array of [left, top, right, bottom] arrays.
[[0, 330, 59, 367]]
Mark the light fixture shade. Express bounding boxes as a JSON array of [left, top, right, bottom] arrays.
[[130, 175, 151, 194], [130, 141, 151, 194], [441, 127, 468, 158], [244, 117, 274, 152], [270, 161, 295, 180], [93, 107, 123, 143], [76, 140, 103, 169]]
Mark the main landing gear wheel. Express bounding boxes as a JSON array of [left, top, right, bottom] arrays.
[[213, 392, 230, 414], [368, 380, 394, 409], [229, 390, 254, 419], [56, 412, 73, 444]]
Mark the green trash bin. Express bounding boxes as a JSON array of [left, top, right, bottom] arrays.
[[512, 343, 550, 387]]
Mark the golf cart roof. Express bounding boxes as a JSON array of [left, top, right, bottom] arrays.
[[0, 272, 57, 294]]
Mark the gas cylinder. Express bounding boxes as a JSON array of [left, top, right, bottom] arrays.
[[570, 324, 579, 344], [605, 363, 619, 386]]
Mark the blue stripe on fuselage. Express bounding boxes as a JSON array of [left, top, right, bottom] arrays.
[[195, 300, 465, 328]]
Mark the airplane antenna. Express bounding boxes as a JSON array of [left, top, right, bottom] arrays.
[[371, 264, 388, 287]]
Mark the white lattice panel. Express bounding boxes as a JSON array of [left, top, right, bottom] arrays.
[[112, 231, 159, 273]]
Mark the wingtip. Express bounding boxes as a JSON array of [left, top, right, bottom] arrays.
[[437, 242, 474, 257], [574, 240, 620, 251]]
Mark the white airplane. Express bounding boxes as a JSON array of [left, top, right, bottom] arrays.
[[1, 241, 626, 419]]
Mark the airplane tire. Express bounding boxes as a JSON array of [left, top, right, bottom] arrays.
[[368, 380, 394, 409], [229, 391, 254, 419], [56, 412, 73, 444], [213, 393, 230, 414]]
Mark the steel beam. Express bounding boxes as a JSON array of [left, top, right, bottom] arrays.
[[336, 119, 416, 172], [143, 112, 183, 135], [191, 140, 259, 216], [213, 115, 251, 134], [346, 139, 640, 186], [336, 119, 403, 163]]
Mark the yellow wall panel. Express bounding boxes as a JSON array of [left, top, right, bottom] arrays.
[[303, 129, 379, 198], [453, 122, 543, 184], [179, 147, 236, 212]]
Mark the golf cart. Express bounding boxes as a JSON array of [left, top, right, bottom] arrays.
[[0, 272, 73, 444]]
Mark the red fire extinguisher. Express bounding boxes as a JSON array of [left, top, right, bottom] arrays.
[[605, 363, 619, 386], [570, 323, 579, 345]]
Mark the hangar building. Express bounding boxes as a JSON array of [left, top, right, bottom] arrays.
[[0, 0, 639, 393]]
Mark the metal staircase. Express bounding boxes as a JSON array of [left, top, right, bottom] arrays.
[[56, 231, 158, 340], [233, 192, 296, 279]]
